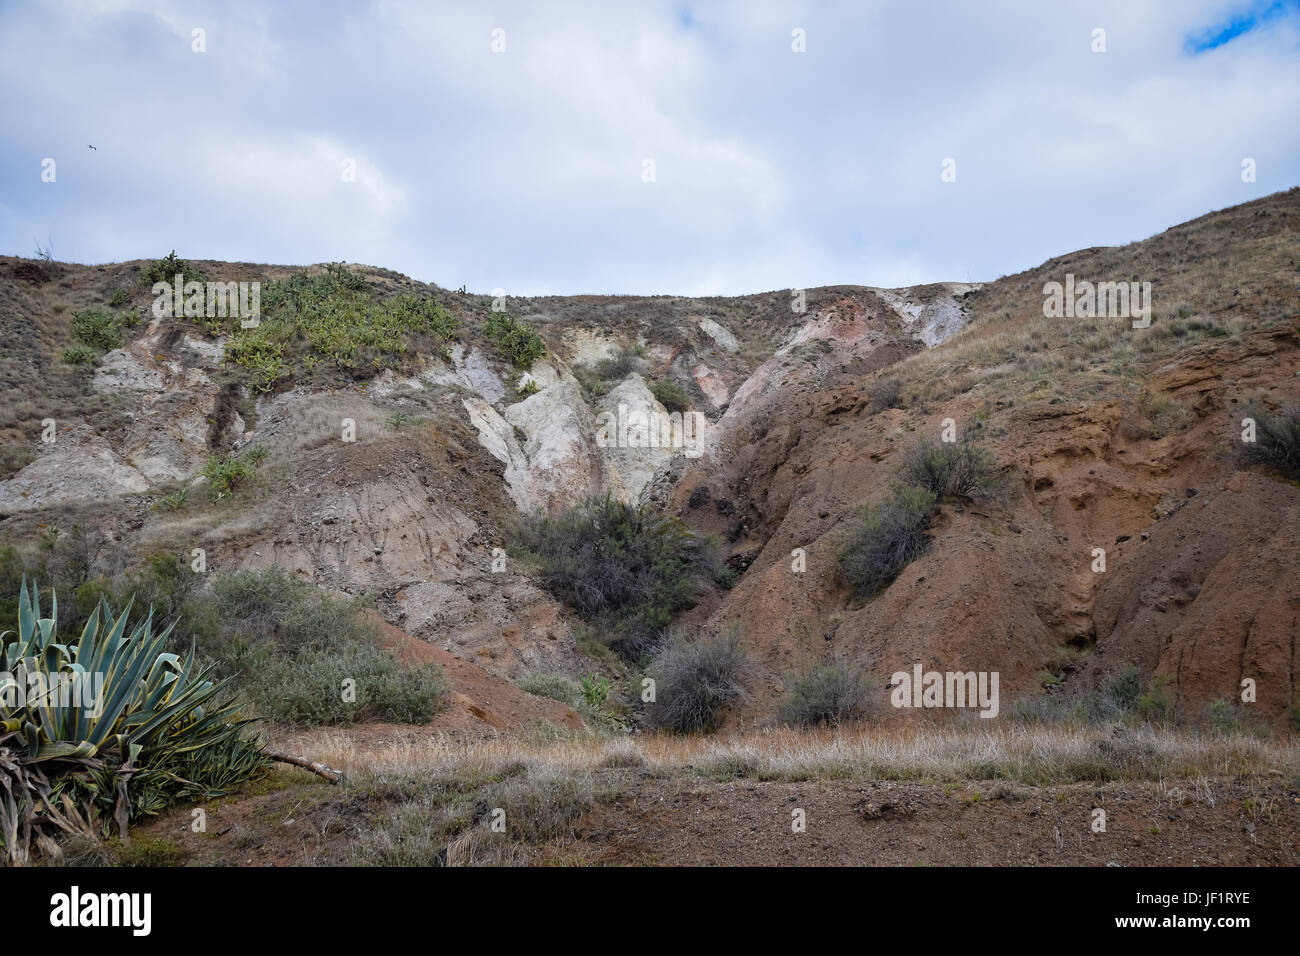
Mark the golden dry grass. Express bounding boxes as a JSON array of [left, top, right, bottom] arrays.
[[276, 722, 1300, 787]]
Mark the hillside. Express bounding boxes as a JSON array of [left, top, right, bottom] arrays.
[[3, 189, 1297, 738]]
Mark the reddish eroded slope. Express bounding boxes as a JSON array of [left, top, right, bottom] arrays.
[[674, 190, 1300, 725], [366, 611, 583, 734]]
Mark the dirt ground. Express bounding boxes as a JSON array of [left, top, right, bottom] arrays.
[[132, 768, 1299, 867], [547, 776, 1300, 866]]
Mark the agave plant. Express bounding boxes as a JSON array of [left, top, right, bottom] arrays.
[[0, 578, 265, 863]]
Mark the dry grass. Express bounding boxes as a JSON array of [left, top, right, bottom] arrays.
[[893, 188, 1300, 408], [279, 722, 1299, 787]]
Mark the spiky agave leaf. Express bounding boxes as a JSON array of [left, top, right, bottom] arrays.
[[0, 577, 267, 861]]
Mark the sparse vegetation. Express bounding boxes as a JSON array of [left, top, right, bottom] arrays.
[[484, 312, 546, 370], [1237, 399, 1300, 480], [649, 377, 691, 413], [155, 487, 189, 511], [867, 376, 904, 411], [70, 308, 133, 352], [1136, 388, 1190, 439], [899, 430, 1001, 500], [222, 264, 459, 391], [645, 629, 748, 733], [1011, 664, 1186, 727], [351, 763, 605, 866], [779, 660, 873, 727], [838, 484, 937, 600], [516, 495, 716, 661]]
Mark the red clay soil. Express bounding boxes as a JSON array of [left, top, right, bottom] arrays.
[[365, 610, 583, 734]]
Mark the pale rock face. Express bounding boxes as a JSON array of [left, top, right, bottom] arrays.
[[179, 334, 226, 368], [93, 348, 167, 392], [462, 397, 532, 509], [873, 282, 979, 347], [368, 369, 425, 397], [463, 373, 604, 515], [504, 378, 603, 512], [562, 329, 623, 367], [595, 375, 677, 503], [423, 344, 506, 404], [698, 317, 740, 353], [83, 327, 240, 483], [0, 427, 149, 513]]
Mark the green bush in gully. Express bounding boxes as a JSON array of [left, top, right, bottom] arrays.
[[516, 494, 718, 662], [837, 484, 937, 600], [0, 579, 265, 864], [649, 377, 691, 414], [484, 312, 546, 370]]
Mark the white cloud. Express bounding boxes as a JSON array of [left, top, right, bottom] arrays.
[[1, 0, 1297, 293]]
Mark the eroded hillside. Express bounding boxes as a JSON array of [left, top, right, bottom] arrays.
[[1, 188, 1297, 731]]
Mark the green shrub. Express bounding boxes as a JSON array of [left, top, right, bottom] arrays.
[[107, 287, 127, 307], [139, 250, 205, 286], [199, 567, 447, 725], [60, 344, 96, 365], [484, 313, 546, 369], [155, 488, 189, 512], [1137, 676, 1174, 722], [517, 673, 581, 707], [199, 450, 262, 500], [649, 378, 691, 413], [778, 660, 873, 727], [1237, 400, 1300, 480], [517, 495, 715, 661], [838, 484, 937, 600], [221, 265, 458, 391], [70, 308, 127, 351], [646, 630, 748, 733], [244, 641, 446, 725], [580, 673, 611, 708], [899, 431, 1001, 500]]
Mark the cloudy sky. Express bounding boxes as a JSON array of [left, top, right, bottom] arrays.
[[2, 0, 1298, 295]]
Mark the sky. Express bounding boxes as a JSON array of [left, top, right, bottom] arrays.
[[1, 0, 1298, 296]]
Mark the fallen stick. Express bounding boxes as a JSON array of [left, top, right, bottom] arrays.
[[264, 748, 344, 784]]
